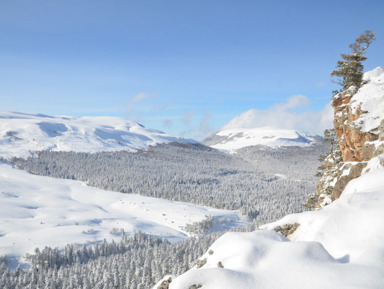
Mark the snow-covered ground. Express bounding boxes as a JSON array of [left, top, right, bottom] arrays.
[[168, 156, 384, 289], [204, 127, 319, 153], [350, 66, 384, 133], [0, 163, 244, 267], [0, 111, 197, 159]]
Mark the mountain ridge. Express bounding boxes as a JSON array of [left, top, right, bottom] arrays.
[[203, 127, 322, 153], [0, 111, 198, 159]]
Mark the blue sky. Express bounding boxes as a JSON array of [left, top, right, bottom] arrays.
[[1, 0, 384, 139]]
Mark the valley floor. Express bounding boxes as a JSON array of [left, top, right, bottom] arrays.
[[0, 162, 244, 268]]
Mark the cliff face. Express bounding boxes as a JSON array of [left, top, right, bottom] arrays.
[[333, 69, 384, 162], [317, 67, 384, 204]]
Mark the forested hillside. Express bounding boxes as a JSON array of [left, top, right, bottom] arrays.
[[0, 231, 219, 289], [0, 142, 327, 288], [14, 143, 326, 223]]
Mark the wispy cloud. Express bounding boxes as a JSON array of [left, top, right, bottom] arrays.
[[197, 112, 213, 139], [126, 92, 152, 111], [164, 119, 173, 128], [180, 112, 214, 140], [183, 110, 195, 125]]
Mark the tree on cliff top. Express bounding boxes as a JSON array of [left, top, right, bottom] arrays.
[[331, 30, 375, 91]]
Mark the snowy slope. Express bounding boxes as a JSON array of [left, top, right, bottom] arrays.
[[168, 156, 384, 289], [203, 127, 320, 153], [0, 111, 197, 159], [350, 66, 384, 133], [0, 163, 244, 266]]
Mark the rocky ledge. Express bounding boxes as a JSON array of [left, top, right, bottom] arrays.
[[317, 67, 384, 203]]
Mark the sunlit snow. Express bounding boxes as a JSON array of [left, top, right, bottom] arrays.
[[0, 111, 197, 159], [207, 127, 318, 153], [0, 163, 244, 267], [169, 161, 384, 288]]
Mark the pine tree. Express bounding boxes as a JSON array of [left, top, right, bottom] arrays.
[[304, 129, 343, 210], [331, 30, 375, 90], [315, 128, 342, 178]]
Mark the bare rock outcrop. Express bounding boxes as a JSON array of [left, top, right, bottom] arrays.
[[157, 277, 172, 289], [332, 85, 384, 162], [196, 258, 207, 269], [273, 223, 300, 238]]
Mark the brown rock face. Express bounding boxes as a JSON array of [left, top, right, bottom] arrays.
[[332, 162, 367, 199], [316, 82, 384, 204], [332, 87, 380, 162]]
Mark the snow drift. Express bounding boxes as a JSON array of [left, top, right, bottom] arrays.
[[168, 157, 384, 289]]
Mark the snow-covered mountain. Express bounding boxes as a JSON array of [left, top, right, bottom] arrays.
[[203, 127, 321, 153], [0, 111, 198, 159]]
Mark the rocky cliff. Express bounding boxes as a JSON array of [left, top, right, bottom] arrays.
[[316, 67, 384, 205]]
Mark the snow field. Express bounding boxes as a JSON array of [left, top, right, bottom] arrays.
[[0, 163, 245, 266]]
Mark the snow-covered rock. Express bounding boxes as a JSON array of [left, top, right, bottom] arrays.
[[0, 111, 198, 159], [317, 67, 384, 201], [332, 66, 384, 163], [203, 127, 320, 153]]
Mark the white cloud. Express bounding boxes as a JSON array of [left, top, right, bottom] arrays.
[[127, 92, 151, 111], [222, 95, 333, 134], [279, 94, 310, 110]]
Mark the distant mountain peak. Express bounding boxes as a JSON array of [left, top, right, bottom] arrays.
[[0, 111, 198, 159], [203, 127, 321, 153]]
